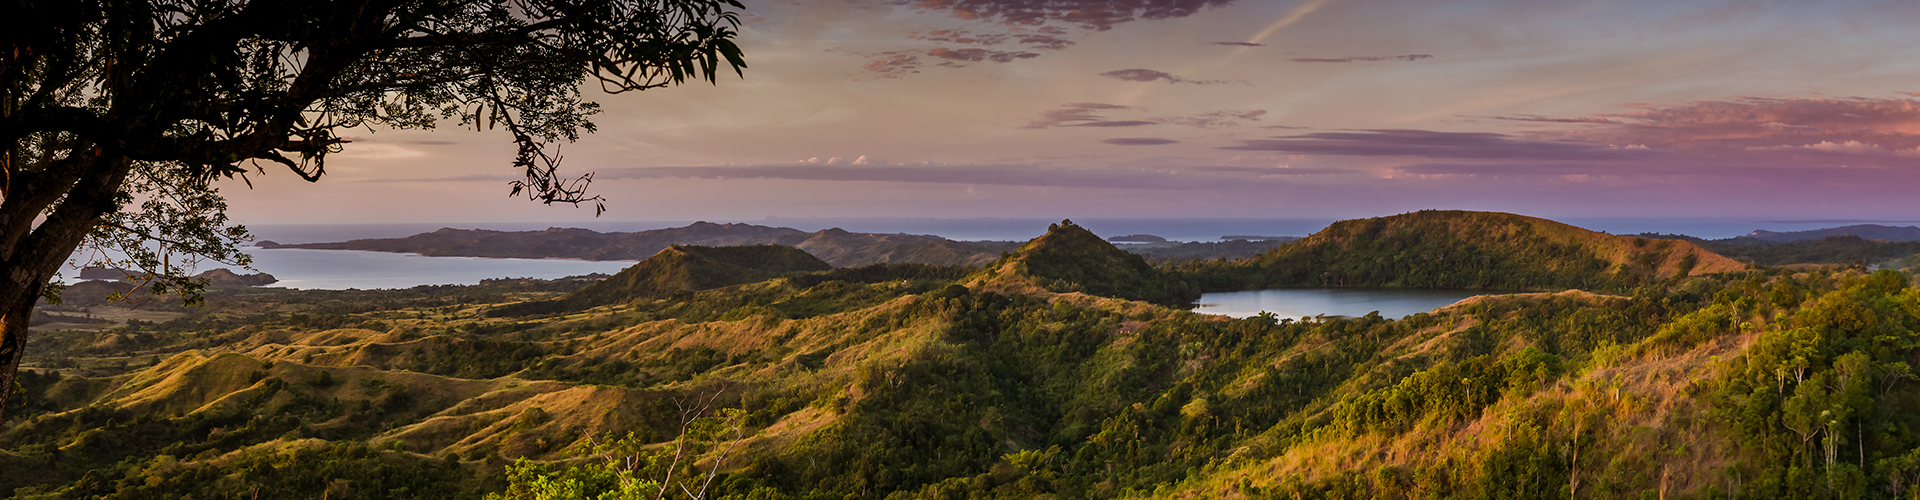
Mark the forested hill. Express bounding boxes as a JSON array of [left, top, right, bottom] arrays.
[[12, 213, 1920, 499], [1181, 210, 1746, 291], [969, 219, 1199, 305], [258, 222, 1003, 267], [486, 244, 834, 316]]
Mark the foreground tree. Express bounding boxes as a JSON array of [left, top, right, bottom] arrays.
[[0, 0, 746, 418]]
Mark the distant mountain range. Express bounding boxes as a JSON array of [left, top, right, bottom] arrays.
[[255, 222, 1297, 267], [1744, 224, 1920, 242], [258, 222, 1010, 268]]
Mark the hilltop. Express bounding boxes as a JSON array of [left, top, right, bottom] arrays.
[[1183, 210, 1745, 291], [791, 228, 1003, 268], [489, 244, 832, 316], [969, 219, 1198, 305]]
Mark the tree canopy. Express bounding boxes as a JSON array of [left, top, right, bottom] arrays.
[[0, 0, 748, 418]]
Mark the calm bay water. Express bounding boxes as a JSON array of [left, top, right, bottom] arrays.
[[246, 249, 635, 290], [1193, 288, 1493, 319]]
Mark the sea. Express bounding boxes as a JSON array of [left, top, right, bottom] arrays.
[[66, 216, 1898, 291]]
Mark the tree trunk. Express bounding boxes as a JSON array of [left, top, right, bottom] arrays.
[[0, 147, 132, 421]]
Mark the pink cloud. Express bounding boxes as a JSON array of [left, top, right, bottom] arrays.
[[1529, 96, 1920, 150], [902, 0, 1239, 31], [1291, 54, 1434, 63], [1098, 68, 1229, 85], [1026, 104, 1265, 129]]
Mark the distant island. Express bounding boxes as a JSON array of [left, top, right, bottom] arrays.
[[1222, 235, 1301, 242], [1744, 223, 1920, 242], [1106, 234, 1169, 243], [258, 222, 1294, 266]]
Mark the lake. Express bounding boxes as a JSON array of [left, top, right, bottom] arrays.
[[245, 249, 636, 290], [1192, 288, 1493, 320]]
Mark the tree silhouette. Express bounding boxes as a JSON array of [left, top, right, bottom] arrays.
[[0, 0, 747, 418]]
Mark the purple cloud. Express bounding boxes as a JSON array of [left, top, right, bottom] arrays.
[[1488, 114, 1623, 125], [1067, 120, 1158, 127], [1026, 104, 1265, 129], [862, 51, 923, 78], [1162, 110, 1266, 129], [1224, 129, 1662, 161], [1103, 138, 1179, 145], [900, 0, 1240, 31], [1024, 103, 1137, 128], [1291, 54, 1434, 63], [1212, 41, 1264, 47], [1099, 68, 1227, 85], [1523, 96, 1920, 151], [929, 47, 1041, 63], [530, 163, 1347, 190]]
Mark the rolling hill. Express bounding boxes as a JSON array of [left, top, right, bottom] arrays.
[[1184, 210, 1746, 291], [968, 219, 1199, 305], [17, 212, 1918, 500]]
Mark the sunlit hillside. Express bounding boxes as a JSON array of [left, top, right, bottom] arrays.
[[6, 212, 1920, 500]]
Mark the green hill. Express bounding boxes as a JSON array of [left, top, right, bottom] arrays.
[[1184, 210, 1746, 291], [24, 214, 1920, 500], [570, 244, 830, 304], [491, 244, 831, 316], [970, 219, 1198, 305], [791, 228, 1000, 267]]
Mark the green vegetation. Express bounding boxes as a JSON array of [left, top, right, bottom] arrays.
[[17, 213, 1920, 499], [1181, 210, 1743, 292], [492, 245, 834, 316], [1693, 235, 1920, 267], [970, 219, 1200, 305], [1124, 239, 1294, 265]]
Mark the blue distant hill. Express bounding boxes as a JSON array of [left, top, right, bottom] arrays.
[[1746, 224, 1920, 242]]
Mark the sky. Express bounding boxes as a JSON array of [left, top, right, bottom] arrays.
[[222, 0, 1920, 228]]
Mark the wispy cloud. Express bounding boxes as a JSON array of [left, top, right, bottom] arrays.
[[929, 47, 1041, 63], [862, 51, 923, 78], [1067, 120, 1159, 127], [1024, 103, 1137, 128], [1103, 138, 1179, 145], [1224, 129, 1660, 161], [1098, 68, 1229, 85], [1161, 110, 1267, 129], [1523, 96, 1920, 151], [899, 0, 1241, 31], [364, 162, 1351, 191], [1290, 54, 1434, 63], [1211, 41, 1264, 47], [1026, 104, 1265, 129]]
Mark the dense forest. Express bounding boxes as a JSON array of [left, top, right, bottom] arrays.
[[6, 212, 1920, 499]]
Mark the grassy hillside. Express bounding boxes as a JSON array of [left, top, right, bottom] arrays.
[[1183, 210, 1745, 291], [490, 244, 832, 316], [969, 219, 1199, 305], [792, 228, 999, 267], [13, 214, 1920, 500]]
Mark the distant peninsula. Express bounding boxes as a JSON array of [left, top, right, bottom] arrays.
[[1744, 224, 1920, 242], [258, 222, 1303, 267], [258, 222, 1014, 268]]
